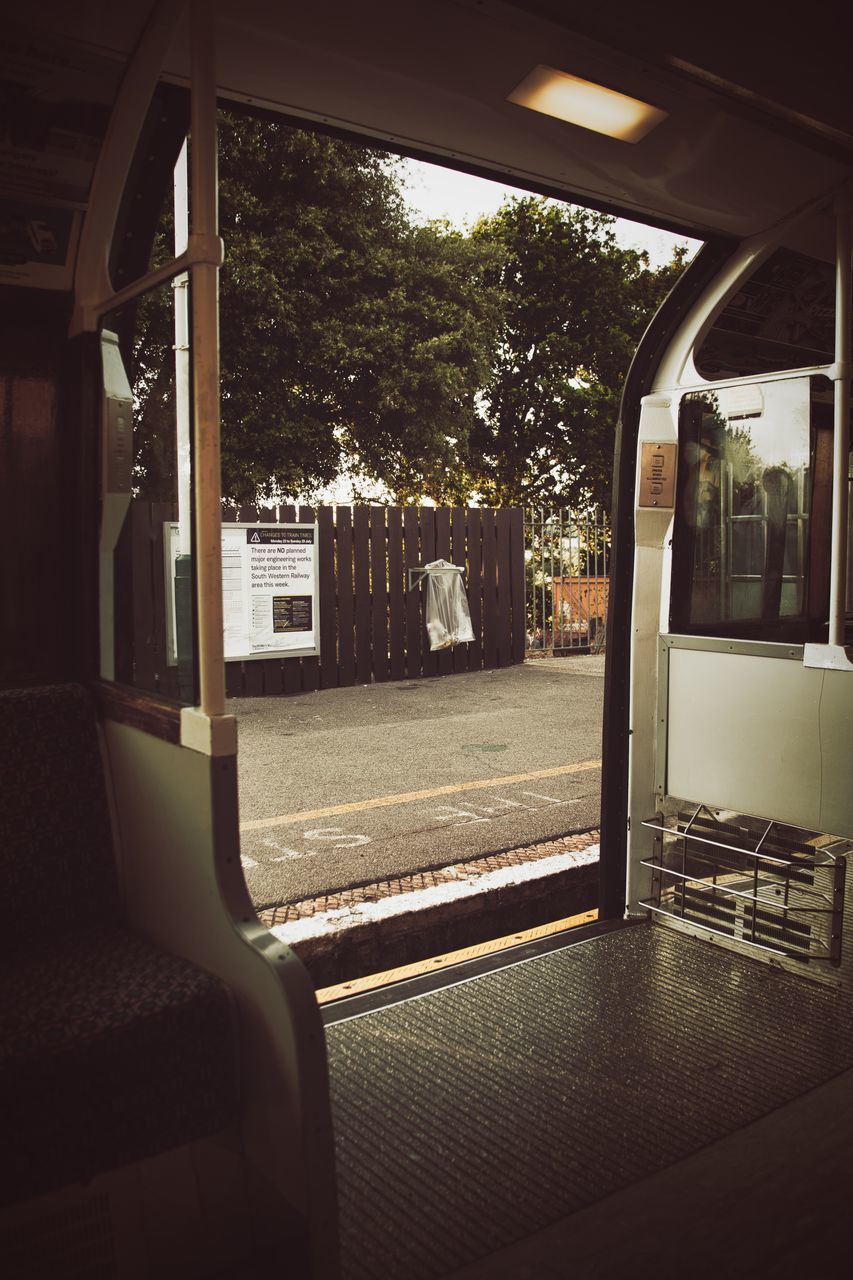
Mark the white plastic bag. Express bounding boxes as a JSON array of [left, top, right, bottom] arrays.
[[424, 559, 475, 650]]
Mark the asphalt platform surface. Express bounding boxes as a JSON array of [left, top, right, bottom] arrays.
[[232, 655, 604, 909]]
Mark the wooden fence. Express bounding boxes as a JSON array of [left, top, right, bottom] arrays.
[[115, 502, 526, 700]]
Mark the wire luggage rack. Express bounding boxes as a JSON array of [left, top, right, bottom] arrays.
[[640, 804, 848, 965]]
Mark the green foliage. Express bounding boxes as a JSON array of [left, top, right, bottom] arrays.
[[466, 199, 684, 510], [131, 111, 503, 505], [131, 113, 687, 508]]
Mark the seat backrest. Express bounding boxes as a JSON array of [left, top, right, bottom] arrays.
[[0, 684, 120, 947]]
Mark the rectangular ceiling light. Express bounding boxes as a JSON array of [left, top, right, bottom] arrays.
[[508, 65, 668, 143]]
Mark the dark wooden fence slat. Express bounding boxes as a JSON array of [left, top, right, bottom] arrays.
[[419, 507, 438, 678], [451, 507, 470, 674], [433, 508, 453, 676], [496, 508, 513, 668], [353, 506, 372, 685], [509, 507, 526, 664], [370, 507, 389, 683], [387, 507, 405, 681], [317, 506, 337, 689], [466, 508, 483, 672], [403, 506, 422, 679], [481, 509, 498, 670], [225, 662, 243, 698], [336, 506, 355, 688], [282, 658, 302, 695], [298, 504, 320, 692]]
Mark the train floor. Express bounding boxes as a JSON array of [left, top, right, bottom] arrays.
[[324, 920, 853, 1279]]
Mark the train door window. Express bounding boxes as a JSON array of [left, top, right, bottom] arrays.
[[670, 376, 817, 641], [694, 248, 835, 380], [101, 275, 197, 704]]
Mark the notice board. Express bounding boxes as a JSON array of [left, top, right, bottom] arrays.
[[165, 522, 320, 662]]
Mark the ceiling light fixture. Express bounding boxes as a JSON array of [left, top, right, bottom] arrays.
[[508, 65, 668, 143]]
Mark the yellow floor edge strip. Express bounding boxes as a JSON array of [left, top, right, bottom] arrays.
[[314, 909, 599, 1004], [242, 759, 602, 831]]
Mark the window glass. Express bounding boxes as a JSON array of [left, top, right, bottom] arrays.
[[671, 378, 812, 638], [695, 249, 835, 380], [101, 275, 197, 703]]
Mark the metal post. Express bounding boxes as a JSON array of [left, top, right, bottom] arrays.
[[539, 508, 546, 651], [829, 196, 852, 648], [555, 506, 560, 650], [522, 506, 527, 650], [173, 140, 195, 703], [174, 140, 191, 557], [190, 0, 225, 717]]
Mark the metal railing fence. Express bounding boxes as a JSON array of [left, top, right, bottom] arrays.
[[524, 507, 610, 654]]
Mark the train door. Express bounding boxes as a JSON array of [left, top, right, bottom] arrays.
[[626, 209, 853, 982]]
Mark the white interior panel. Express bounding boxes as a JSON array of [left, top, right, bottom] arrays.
[[817, 670, 853, 838], [666, 648, 823, 829]]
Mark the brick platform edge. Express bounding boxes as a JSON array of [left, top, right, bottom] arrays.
[[259, 830, 600, 988]]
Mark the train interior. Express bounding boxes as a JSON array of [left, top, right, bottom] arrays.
[[1, 2, 852, 1277]]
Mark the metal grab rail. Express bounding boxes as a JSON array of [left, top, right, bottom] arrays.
[[640, 805, 848, 966], [639, 858, 837, 911]]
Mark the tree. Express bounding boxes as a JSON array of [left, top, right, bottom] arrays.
[[130, 111, 503, 505], [465, 198, 685, 510], [130, 119, 686, 511]]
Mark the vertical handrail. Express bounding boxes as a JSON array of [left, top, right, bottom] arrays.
[[829, 195, 852, 647], [554, 513, 559, 646], [190, 0, 226, 718]]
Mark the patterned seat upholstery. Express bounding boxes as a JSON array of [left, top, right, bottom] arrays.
[[0, 685, 240, 1205]]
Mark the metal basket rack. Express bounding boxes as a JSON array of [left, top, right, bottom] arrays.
[[640, 805, 848, 965]]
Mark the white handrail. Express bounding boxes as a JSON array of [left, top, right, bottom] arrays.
[[174, 140, 192, 559], [829, 195, 852, 647]]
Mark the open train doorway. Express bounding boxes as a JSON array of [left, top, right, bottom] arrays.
[[99, 78, 702, 998], [169, 112, 696, 995]]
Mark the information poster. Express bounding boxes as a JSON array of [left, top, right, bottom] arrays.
[[166, 522, 319, 663]]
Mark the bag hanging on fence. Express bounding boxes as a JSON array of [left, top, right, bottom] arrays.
[[424, 559, 475, 650]]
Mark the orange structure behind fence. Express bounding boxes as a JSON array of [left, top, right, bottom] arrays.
[[524, 508, 610, 653]]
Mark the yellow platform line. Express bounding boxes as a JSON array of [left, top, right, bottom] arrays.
[[240, 758, 602, 832], [314, 909, 599, 1004]]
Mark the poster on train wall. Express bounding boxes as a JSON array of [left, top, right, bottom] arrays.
[[165, 523, 320, 663], [0, 23, 122, 287], [0, 23, 122, 205], [0, 198, 80, 289]]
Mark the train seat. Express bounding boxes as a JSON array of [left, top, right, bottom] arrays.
[[0, 684, 240, 1207]]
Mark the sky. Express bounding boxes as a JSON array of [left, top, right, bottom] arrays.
[[399, 156, 701, 268]]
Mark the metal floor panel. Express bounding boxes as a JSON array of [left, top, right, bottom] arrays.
[[326, 922, 853, 1280]]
